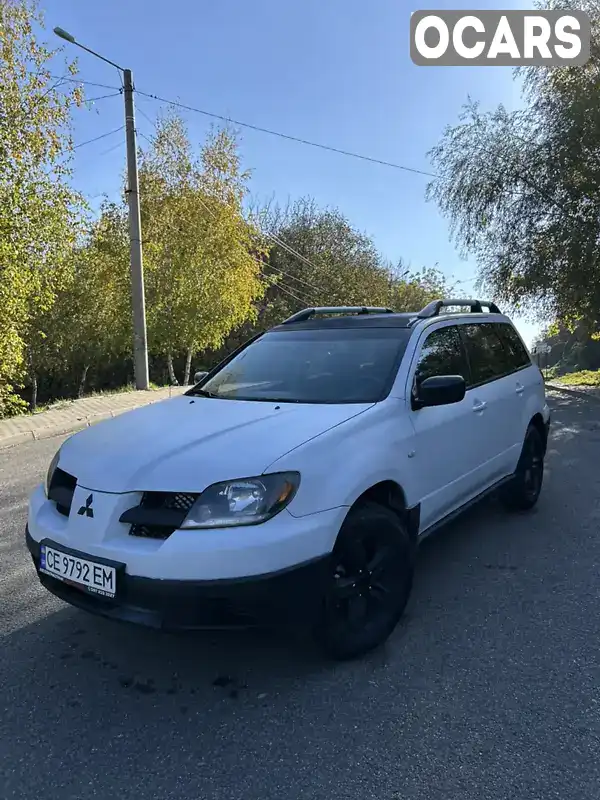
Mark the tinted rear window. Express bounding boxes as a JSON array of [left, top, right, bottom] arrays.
[[495, 323, 532, 369], [459, 323, 514, 385]]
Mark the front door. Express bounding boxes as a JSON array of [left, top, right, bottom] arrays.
[[406, 323, 490, 532]]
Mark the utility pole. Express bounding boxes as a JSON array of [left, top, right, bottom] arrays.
[[123, 69, 150, 389], [53, 28, 150, 391]]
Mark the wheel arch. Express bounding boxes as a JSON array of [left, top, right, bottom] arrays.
[[529, 412, 548, 453], [342, 480, 420, 543]]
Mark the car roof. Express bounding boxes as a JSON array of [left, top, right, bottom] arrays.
[[419, 311, 512, 326], [269, 313, 418, 331], [269, 311, 512, 333]]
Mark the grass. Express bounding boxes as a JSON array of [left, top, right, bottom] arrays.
[[30, 382, 172, 415], [32, 400, 72, 415], [552, 369, 600, 387]]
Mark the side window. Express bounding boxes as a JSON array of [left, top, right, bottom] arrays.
[[459, 323, 512, 385], [414, 325, 469, 388], [495, 323, 531, 370]]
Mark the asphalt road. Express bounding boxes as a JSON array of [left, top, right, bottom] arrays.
[[1, 391, 599, 800]]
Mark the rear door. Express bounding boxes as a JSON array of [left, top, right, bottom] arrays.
[[406, 322, 490, 531], [494, 321, 544, 467], [457, 321, 522, 484]]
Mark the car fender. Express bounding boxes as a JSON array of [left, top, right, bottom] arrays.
[[266, 398, 420, 518]]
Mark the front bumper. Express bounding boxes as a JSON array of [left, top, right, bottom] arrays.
[[26, 527, 330, 630]]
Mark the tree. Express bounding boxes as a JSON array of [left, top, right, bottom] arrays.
[[258, 198, 448, 319], [0, 0, 85, 416], [390, 264, 448, 312], [208, 198, 449, 364], [138, 114, 267, 383], [533, 321, 600, 376], [48, 204, 132, 398], [261, 198, 391, 312], [426, 0, 600, 335]]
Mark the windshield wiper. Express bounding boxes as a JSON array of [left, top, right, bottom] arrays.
[[186, 387, 220, 398], [235, 396, 304, 403]]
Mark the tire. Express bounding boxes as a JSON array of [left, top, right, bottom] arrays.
[[313, 501, 414, 661], [500, 423, 545, 512]]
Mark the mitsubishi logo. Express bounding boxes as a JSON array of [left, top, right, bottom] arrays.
[[77, 494, 94, 518]]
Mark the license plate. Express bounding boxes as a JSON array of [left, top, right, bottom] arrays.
[[40, 543, 117, 598]]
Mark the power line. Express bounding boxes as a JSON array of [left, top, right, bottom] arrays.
[[135, 102, 156, 130], [98, 141, 124, 157], [448, 276, 478, 293], [74, 126, 124, 149], [195, 192, 321, 296], [260, 230, 327, 292], [136, 129, 322, 296], [194, 191, 316, 300], [452, 275, 477, 286], [262, 253, 322, 293], [136, 134, 325, 289], [273, 280, 311, 306], [260, 261, 316, 297], [136, 89, 438, 179], [56, 71, 436, 177], [74, 140, 124, 174], [134, 131, 312, 303], [134, 122, 382, 298], [137, 130, 153, 146], [49, 74, 121, 91], [264, 230, 326, 276], [84, 91, 123, 103]]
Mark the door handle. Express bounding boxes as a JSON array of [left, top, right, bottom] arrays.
[[515, 384, 525, 395], [472, 400, 487, 412]]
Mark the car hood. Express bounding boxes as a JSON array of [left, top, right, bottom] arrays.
[[57, 394, 373, 493]]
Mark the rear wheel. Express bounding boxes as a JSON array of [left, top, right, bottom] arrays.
[[314, 502, 414, 660], [500, 424, 545, 511]]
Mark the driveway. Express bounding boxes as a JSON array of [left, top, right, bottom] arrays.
[[1, 392, 599, 799]]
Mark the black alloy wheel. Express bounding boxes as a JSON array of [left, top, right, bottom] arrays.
[[314, 502, 414, 660], [501, 424, 545, 511]]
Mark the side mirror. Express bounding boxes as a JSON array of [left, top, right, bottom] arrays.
[[413, 375, 466, 409], [193, 370, 208, 384]]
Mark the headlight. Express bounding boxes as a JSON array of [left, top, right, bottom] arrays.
[[180, 472, 300, 529], [45, 448, 61, 497]]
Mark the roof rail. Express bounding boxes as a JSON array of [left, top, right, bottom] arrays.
[[281, 306, 395, 325], [417, 298, 501, 319]]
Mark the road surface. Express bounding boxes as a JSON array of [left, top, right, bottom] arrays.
[[1, 392, 599, 799]]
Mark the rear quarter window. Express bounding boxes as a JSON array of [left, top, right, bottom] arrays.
[[494, 323, 532, 370], [459, 323, 513, 386]]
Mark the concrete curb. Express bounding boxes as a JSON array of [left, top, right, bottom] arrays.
[[546, 383, 600, 403], [0, 431, 36, 449], [0, 392, 185, 452], [0, 412, 119, 452]]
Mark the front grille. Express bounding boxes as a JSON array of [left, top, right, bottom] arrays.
[[48, 468, 77, 516], [129, 492, 197, 540]]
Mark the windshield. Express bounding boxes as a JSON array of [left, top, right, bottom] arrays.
[[193, 327, 411, 403]]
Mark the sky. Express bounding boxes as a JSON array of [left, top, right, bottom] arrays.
[[43, 0, 542, 346]]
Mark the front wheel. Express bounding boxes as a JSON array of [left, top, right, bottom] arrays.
[[500, 424, 545, 511], [313, 502, 414, 661]]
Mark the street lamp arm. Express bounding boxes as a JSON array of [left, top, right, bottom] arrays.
[[53, 27, 124, 72]]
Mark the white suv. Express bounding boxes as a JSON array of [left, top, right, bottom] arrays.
[[26, 300, 550, 660]]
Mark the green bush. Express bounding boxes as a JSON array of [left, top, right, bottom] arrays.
[[553, 370, 600, 387]]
